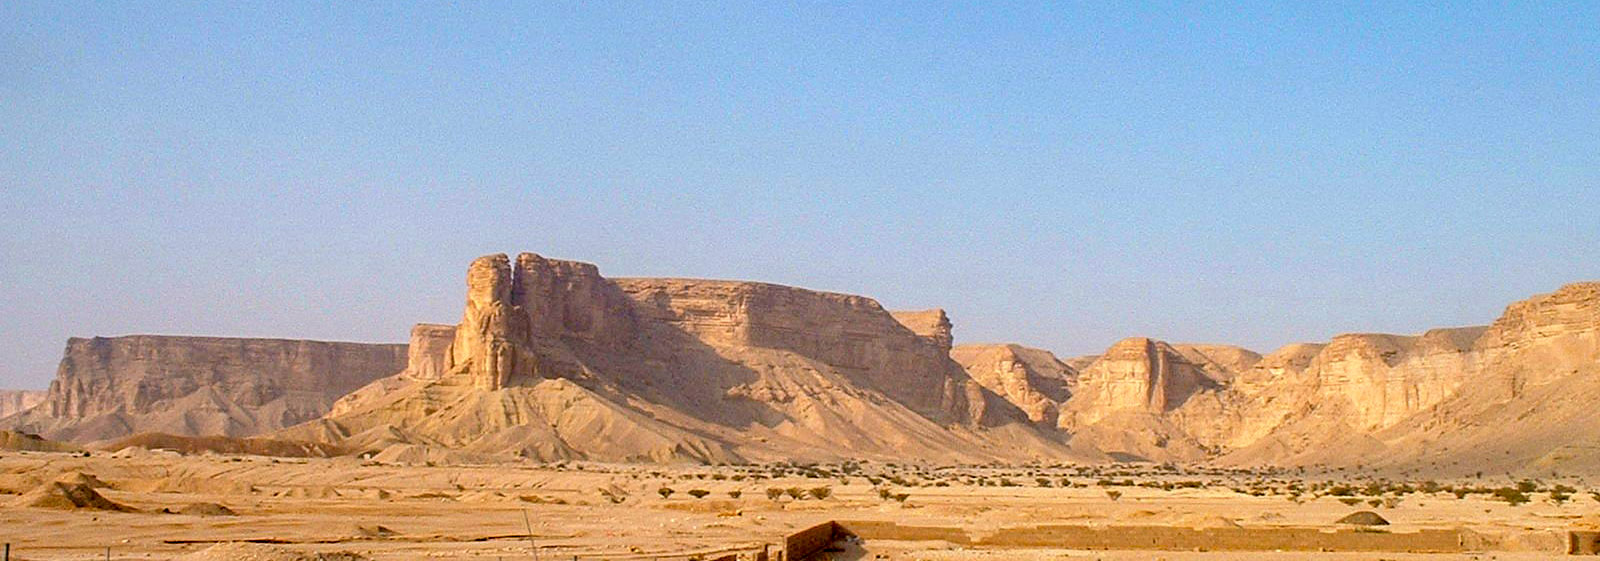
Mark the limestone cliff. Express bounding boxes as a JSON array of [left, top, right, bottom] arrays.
[[951, 344, 1073, 424], [892, 309, 955, 351], [1065, 338, 1223, 426], [0, 390, 45, 420], [295, 252, 1067, 463], [4, 336, 406, 441]]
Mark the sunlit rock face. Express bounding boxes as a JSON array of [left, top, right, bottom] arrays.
[[4, 336, 405, 441]]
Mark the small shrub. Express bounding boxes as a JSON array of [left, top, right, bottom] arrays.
[[1338, 497, 1363, 506], [688, 489, 710, 499], [658, 487, 675, 499], [1105, 490, 1122, 501], [728, 490, 743, 499], [1493, 488, 1529, 506], [766, 487, 783, 501], [809, 486, 832, 500], [785, 487, 805, 500]]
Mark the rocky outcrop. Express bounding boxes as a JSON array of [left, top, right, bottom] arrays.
[[892, 309, 954, 351], [327, 324, 455, 416], [616, 278, 983, 424], [4, 336, 406, 442], [1065, 338, 1222, 426], [295, 252, 1066, 464], [0, 390, 45, 419], [1476, 282, 1600, 394], [951, 344, 1073, 423]]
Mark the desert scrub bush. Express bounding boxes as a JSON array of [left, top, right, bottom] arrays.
[[1339, 498, 1363, 506], [1104, 490, 1122, 501], [1036, 477, 1053, 488], [809, 486, 832, 500], [657, 487, 675, 499], [1493, 488, 1530, 506], [766, 487, 784, 501], [785, 487, 805, 500], [727, 490, 742, 499], [688, 489, 710, 499]]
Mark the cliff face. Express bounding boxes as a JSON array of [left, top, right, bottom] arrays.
[[0, 390, 45, 419], [615, 279, 981, 423], [1066, 338, 1222, 426], [299, 252, 1063, 463], [891, 309, 955, 351], [951, 344, 1074, 424], [1475, 282, 1600, 394], [4, 336, 405, 441]]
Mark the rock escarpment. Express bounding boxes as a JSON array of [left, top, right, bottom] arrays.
[[17, 247, 1600, 473], [0, 390, 45, 419], [950, 344, 1074, 424], [291, 252, 1065, 463], [3, 336, 406, 441]]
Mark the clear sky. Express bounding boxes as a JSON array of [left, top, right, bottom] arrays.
[[3, 3, 1598, 389]]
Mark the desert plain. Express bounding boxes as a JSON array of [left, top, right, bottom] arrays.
[[3, 252, 1599, 559], [5, 448, 1600, 560]]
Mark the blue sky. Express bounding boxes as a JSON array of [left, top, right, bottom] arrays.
[[3, 3, 1598, 388]]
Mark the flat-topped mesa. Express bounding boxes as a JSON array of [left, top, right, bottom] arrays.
[[613, 278, 979, 422], [891, 309, 954, 351], [5, 335, 405, 441]]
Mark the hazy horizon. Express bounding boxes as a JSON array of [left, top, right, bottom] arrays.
[[4, 3, 1599, 389]]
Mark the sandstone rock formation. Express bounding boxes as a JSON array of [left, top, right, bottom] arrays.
[[287, 252, 1069, 464], [892, 309, 955, 351], [0, 390, 45, 419], [17, 249, 1600, 473], [951, 344, 1074, 423], [3, 336, 406, 441]]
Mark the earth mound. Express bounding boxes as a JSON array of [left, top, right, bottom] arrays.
[[176, 502, 237, 516], [11, 481, 133, 511], [1335, 511, 1389, 526]]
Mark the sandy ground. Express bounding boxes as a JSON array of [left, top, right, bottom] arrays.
[[1, 451, 1595, 560]]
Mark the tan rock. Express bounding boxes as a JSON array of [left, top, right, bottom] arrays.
[[3, 336, 406, 442], [951, 344, 1073, 423], [0, 390, 44, 419]]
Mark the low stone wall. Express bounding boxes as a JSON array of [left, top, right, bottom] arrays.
[[782, 521, 841, 561], [833, 520, 1577, 554]]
